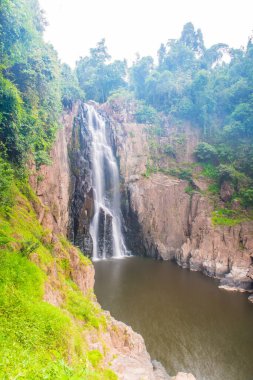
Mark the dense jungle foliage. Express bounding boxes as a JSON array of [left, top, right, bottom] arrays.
[[0, 0, 252, 224], [0, 2, 118, 378], [0, 0, 83, 213], [127, 22, 253, 207], [0, 0, 253, 376], [75, 23, 253, 208]]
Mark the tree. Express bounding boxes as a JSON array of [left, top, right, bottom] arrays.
[[129, 56, 153, 99], [76, 40, 127, 103], [0, 0, 62, 166], [180, 22, 205, 56], [61, 64, 84, 110]]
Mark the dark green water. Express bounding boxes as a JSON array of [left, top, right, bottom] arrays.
[[94, 257, 253, 380]]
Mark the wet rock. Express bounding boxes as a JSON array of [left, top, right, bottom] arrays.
[[68, 104, 94, 256], [219, 276, 253, 292], [97, 207, 113, 258], [107, 318, 171, 380], [152, 360, 171, 379]]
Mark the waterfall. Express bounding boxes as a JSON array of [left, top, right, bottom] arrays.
[[87, 104, 127, 260]]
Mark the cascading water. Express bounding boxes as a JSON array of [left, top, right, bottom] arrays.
[[87, 104, 127, 260]]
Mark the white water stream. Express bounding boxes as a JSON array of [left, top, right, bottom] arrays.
[[87, 104, 127, 260]]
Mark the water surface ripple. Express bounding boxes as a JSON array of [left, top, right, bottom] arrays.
[[94, 257, 253, 380]]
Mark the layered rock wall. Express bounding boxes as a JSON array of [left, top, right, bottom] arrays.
[[128, 173, 253, 291], [28, 104, 194, 379], [29, 105, 78, 235], [106, 108, 253, 296]]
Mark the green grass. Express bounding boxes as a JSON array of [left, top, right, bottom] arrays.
[[200, 163, 219, 180], [65, 282, 106, 329], [184, 184, 195, 195], [0, 250, 72, 379], [207, 183, 220, 194], [160, 166, 193, 181], [211, 208, 245, 226], [0, 183, 118, 379]]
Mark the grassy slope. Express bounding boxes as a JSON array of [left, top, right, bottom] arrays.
[[0, 183, 117, 380]]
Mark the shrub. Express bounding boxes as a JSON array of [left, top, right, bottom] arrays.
[[163, 144, 176, 158], [34, 150, 52, 168], [194, 142, 218, 163], [185, 184, 195, 195], [162, 166, 193, 181], [217, 164, 247, 188], [135, 102, 160, 125], [207, 183, 220, 194], [0, 157, 14, 213], [216, 144, 233, 163], [240, 189, 253, 207], [66, 285, 106, 329], [87, 350, 103, 368], [201, 163, 219, 180]]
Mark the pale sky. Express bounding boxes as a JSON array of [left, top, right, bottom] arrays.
[[39, 0, 253, 67]]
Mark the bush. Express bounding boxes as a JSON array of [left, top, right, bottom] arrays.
[[34, 150, 52, 168], [216, 144, 233, 163], [240, 189, 253, 207], [163, 144, 176, 158], [0, 75, 25, 163], [201, 163, 219, 180], [162, 166, 193, 181], [87, 350, 103, 368], [108, 88, 134, 104], [194, 142, 218, 163], [0, 157, 14, 213], [135, 102, 160, 125], [217, 164, 247, 187]]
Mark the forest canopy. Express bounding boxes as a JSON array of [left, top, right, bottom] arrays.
[[0, 1, 253, 209]]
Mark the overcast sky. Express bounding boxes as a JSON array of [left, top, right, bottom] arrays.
[[39, 0, 253, 67]]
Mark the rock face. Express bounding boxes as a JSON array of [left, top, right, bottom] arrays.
[[30, 103, 94, 256], [29, 104, 195, 380], [105, 108, 253, 294], [128, 172, 253, 292], [103, 318, 171, 380], [220, 180, 234, 202], [29, 105, 78, 235], [68, 103, 94, 256]]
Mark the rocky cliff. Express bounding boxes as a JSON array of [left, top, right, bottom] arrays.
[[29, 103, 195, 379], [104, 103, 253, 301], [29, 105, 77, 235]]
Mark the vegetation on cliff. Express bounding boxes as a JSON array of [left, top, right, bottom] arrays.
[[0, 1, 117, 378], [0, 0, 83, 170], [72, 24, 253, 216], [127, 23, 253, 213], [0, 180, 117, 379], [0, 0, 253, 375]]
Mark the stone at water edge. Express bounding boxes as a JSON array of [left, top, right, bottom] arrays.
[[152, 360, 171, 379], [248, 294, 253, 303], [172, 372, 196, 380]]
